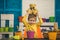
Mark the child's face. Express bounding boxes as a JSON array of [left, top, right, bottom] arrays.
[[28, 18, 36, 24]]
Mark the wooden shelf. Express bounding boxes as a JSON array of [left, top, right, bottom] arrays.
[[41, 22, 58, 26], [0, 32, 13, 34], [0, 32, 13, 39]]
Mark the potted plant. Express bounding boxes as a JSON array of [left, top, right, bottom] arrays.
[[48, 22, 58, 40]]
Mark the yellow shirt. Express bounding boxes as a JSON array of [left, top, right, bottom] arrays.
[[26, 24, 37, 33]]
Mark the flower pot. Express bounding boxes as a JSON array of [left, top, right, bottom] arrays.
[[48, 32, 57, 40], [5, 27, 9, 32], [0, 27, 4, 32], [18, 16, 23, 22], [27, 31, 34, 38], [49, 16, 55, 22], [9, 27, 13, 32]]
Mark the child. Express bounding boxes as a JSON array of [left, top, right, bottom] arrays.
[[22, 13, 44, 38]]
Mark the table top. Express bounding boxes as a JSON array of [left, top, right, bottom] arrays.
[[0, 32, 13, 34]]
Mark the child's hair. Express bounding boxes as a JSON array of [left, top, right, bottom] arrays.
[[28, 14, 36, 20]]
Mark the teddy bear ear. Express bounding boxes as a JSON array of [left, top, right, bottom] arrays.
[[29, 4, 32, 6], [29, 4, 36, 7]]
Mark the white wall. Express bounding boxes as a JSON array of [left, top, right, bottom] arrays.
[[22, 0, 55, 18]]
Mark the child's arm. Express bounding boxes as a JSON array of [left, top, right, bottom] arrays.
[[37, 14, 43, 26], [22, 13, 28, 27]]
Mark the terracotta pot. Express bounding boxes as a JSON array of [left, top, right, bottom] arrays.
[[18, 16, 23, 22]]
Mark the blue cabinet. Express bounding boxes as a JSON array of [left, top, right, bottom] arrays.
[[0, 0, 4, 13], [0, 0, 22, 32], [55, 0, 60, 29]]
